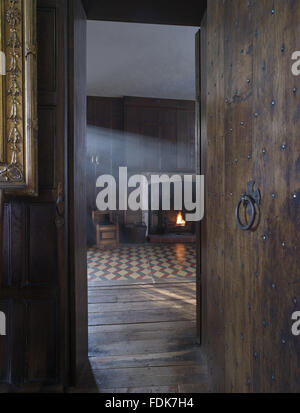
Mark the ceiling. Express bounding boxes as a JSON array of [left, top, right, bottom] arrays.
[[87, 21, 199, 100]]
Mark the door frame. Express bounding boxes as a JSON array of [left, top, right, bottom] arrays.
[[68, 0, 208, 386], [199, 12, 207, 347]]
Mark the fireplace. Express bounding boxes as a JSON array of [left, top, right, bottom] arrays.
[[147, 208, 196, 243], [148, 210, 195, 236], [139, 173, 197, 243], [176, 212, 186, 227]]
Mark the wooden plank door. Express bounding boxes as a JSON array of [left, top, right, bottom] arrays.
[[204, 0, 300, 393], [0, 0, 68, 391]]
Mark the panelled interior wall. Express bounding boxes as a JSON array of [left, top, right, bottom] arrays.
[[0, 0, 67, 391], [87, 97, 124, 245], [204, 0, 300, 393], [87, 96, 195, 176], [86, 96, 196, 245], [124, 97, 196, 173]]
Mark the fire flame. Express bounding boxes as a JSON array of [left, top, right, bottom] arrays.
[[176, 212, 186, 226]]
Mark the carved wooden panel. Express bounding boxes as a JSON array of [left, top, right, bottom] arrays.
[[0, 300, 11, 383], [36, 7, 56, 93], [2, 202, 58, 288], [24, 299, 58, 384], [27, 204, 57, 286], [37, 107, 56, 189], [0, 0, 67, 391], [3, 202, 25, 288]]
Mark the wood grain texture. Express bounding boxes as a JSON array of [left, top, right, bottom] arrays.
[[250, 0, 300, 393], [202, 0, 226, 392], [204, 0, 300, 393], [223, 0, 254, 393], [73, 281, 210, 393], [124, 97, 196, 174], [0, 0, 67, 392], [68, 0, 88, 385], [88, 282, 196, 304]]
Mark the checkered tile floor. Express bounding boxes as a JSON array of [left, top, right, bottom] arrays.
[[87, 244, 196, 284]]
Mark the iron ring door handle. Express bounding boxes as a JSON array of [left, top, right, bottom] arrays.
[[235, 194, 256, 231]]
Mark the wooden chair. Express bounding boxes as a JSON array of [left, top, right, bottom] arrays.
[[92, 211, 119, 249]]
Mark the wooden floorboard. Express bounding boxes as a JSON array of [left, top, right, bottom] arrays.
[[93, 365, 207, 389], [89, 321, 197, 343], [96, 386, 179, 394], [88, 289, 196, 304], [89, 303, 195, 325], [89, 349, 203, 369], [88, 281, 196, 290], [88, 299, 195, 313], [89, 338, 199, 358], [76, 281, 210, 393], [88, 278, 196, 287]]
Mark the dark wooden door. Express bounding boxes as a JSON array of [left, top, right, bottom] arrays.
[[0, 0, 67, 391], [203, 0, 300, 393]]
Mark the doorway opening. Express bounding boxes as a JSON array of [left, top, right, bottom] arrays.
[[81, 20, 206, 393]]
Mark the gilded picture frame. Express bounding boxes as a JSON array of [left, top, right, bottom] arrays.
[[0, 0, 37, 196]]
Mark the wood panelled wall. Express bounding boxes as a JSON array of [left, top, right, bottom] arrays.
[[87, 96, 124, 179], [124, 97, 195, 173], [86, 96, 196, 245], [0, 0, 67, 391], [87, 96, 124, 132], [87, 96, 196, 174], [86, 97, 124, 245], [204, 0, 300, 393]]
